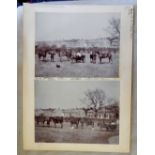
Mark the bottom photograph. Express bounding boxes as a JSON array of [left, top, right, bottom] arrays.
[[35, 80, 120, 144]]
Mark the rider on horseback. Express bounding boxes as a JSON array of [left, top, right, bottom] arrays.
[[76, 51, 81, 58]]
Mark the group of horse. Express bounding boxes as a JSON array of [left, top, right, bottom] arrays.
[[35, 46, 113, 64], [35, 115, 94, 129], [35, 115, 117, 131], [90, 51, 112, 64]]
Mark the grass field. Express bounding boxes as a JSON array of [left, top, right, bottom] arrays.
[[35, 53, 119, 78], [35, 122, 119, 144]]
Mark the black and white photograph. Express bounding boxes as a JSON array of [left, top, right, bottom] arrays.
[[35, 80, 119, 144], [35, 13, 120, 78]]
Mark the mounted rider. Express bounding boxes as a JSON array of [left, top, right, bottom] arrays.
[[76, 51, 81, 57]]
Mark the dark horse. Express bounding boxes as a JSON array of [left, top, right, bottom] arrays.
[[90, 52, 97, 63], [47, 116, 63, 128], [71, 55, 85, 63], [35, 115, 47, 126], [70, 117, 81, 129], [37, 50, 47, 61], [98, 52, 112, 63], [65, 49, 73, 61], [85, 118, 94, 128], [37, 46, 55, 62], [49, 52, 55, 62]]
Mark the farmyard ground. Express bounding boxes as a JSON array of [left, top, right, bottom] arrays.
[[35, 122, 119, 144]]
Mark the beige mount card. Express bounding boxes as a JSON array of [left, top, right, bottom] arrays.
[[23, 3, 133, 153]]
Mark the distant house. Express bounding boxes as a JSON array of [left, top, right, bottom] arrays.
[[98, 105, 119, 120], [35, 108, 55, 117], [43, 108, 55, 117], [63, 109, 72, 117], [76, 109, 85, 117], [97, 108, 106, 119], [105, 105, 119, 119], [85, 105, 119, 120], [35, 105, 119, 120], [104, 107, 116, 119], [70, 109, 80, 117], [63, 108, 85, 118], [52, 109, 64, 117], [87, 109, 95, 118], [35, 109, 45, 116]]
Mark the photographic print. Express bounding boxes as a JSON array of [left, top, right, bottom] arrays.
[[23, 4, 133, 152], [35, 80, 119, 144], [35, 13, 120, 78]]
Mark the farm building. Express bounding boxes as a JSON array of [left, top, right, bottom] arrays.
[[42, 108, 55, 117], [63, 108, 85, 118], [86, 109, 95, 118], [35, 109, 44, 116], [52, 109, 64, 117], [85, 105, 119, 120], [97, 108, 106, 119], [96, 105, 119, 120], [35, 108, 55, 117]]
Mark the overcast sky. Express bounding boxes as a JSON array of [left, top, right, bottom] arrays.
[[35, 80, 119, 109], [36, 13, 120, 41]]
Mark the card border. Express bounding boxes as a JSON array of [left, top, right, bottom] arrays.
[[23, 4, 133, 152]]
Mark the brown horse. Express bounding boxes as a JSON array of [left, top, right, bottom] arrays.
[[98, 51, 112, 63], [70, 117, 81, 129], [71, 54, 85, 63], [84, 118, 95, 128], [90, 52, 97, 63], [37, 49, 47, 61], [35, 115, 47, 126], [47, 116, 63, 128], [48, 52, 55, 62]]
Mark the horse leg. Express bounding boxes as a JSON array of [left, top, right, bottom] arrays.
[[108, 56, 111, 63], [110, 56, 112, 63], [60, 56, 62, 62], [38, 54, 42, 61], [37, 121, 39, 126], [50, 55, 53, 62], [42, 121, 44, 127], [47, 120, 50, 127], [43, 55, 46, 61], [93, 58, 95, 63], [81, 122, 84, 128], [92, 122, 94, 128]]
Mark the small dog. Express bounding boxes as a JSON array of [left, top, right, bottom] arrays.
[[56, 64, 61, 68]]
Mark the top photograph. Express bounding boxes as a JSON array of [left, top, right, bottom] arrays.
[[35, 12, 120, 78]]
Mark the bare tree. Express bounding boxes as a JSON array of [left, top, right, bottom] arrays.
[[82, 107, 90, 117], [107, 97, 119, 106], [81, 89, 106, 117], [107, 97, 119, 119], [106, 18, 120, 47]]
